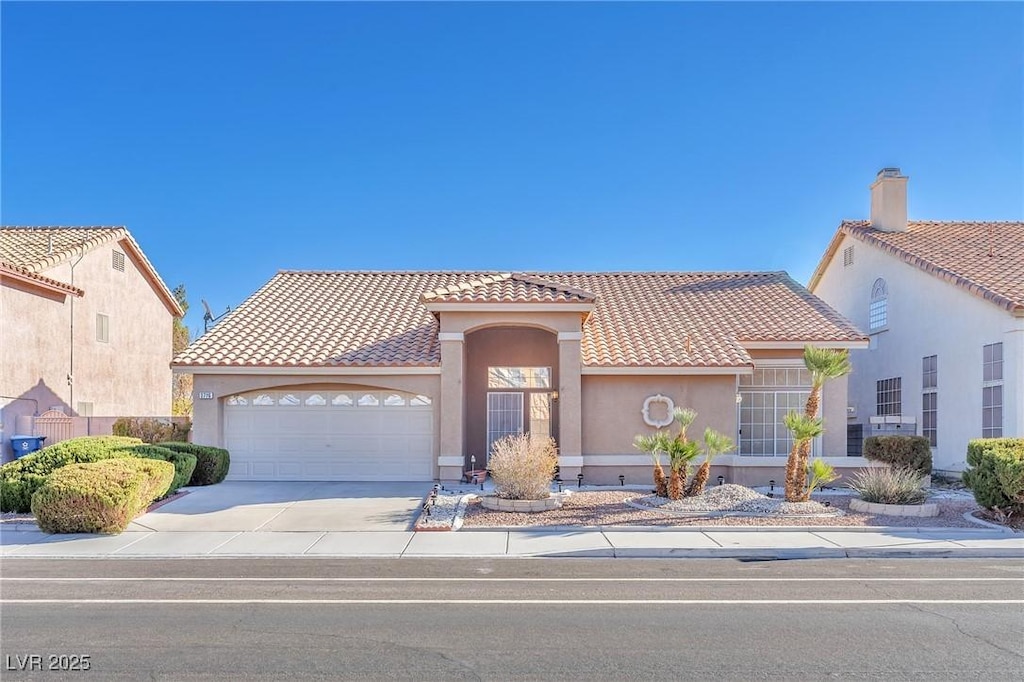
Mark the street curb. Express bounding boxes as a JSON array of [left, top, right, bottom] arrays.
[[458, 524, 1016, 534]]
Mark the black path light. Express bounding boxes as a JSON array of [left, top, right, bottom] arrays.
[[768, 479, 776, 498], [619, 475, 625, 486], [717, 475, 725, 486], [577, 473, 584, 488]]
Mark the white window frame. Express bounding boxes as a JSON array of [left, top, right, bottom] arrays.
[[869, 278, 888, 332], [737, 364, 818, 457], [96, 313, 110, 343], [982, 343, 1004, 438], [922, 356, 937, 447], [876, 377, 901, 417]]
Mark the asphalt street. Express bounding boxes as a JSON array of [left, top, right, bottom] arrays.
[[1, 558, 1022, 681]]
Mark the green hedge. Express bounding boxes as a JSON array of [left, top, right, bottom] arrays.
[[122, 445, 196, 496], [0, 437, 143, 512], [0, 437, 195, 513], [963, 438, 1024, 511], [31, 458, 174, 534], [862, 435, 932, 477], [157, 442, 230, 485]]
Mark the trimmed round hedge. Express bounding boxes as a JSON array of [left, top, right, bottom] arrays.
[[31, 458, 175, 534], [963, 438, 1024, 511], [0, 437, 196, 513], [862, 435, 932, 477], [157, 442, 230, 486]]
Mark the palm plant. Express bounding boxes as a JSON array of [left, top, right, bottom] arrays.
[[672, 407, 698, 441], [785, 346, 852, 501], [804, 459, 840, 499], [687, 427, 735, 497], [782, 411, 824, 502], [633, 433, 669, 497], [666, 438, 701, 500]]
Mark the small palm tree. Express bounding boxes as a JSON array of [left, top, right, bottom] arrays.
[[672, 407, 698, 441], [633, 433, 669, 497], [688, 427, 735, 496], [784, 346, 852, 501], [666, 438, 701, 500], [804, 458, 840, 500], [783, 411, 824, 502]]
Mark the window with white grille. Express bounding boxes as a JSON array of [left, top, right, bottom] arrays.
[[922, 356, 937, 446], [982, 343, 1003, 438], [869, 278, 888, 331], [876, 377, 901, 416], [738, 366, 815, 457]]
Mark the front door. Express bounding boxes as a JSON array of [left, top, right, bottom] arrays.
[[485, 390, 556, 462]]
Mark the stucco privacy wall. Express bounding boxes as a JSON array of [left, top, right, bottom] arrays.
[[814, 233, 1023, 471], [1, 241, 173, 457], [191, 373, 441, 454]]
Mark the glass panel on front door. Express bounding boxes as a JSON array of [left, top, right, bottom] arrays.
[[529, 392, 551, 437], [487, 392, 524, 457]]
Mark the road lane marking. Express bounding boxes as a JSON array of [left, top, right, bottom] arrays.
[[3, 599, 1022, 605], [2, 577, 1021, 583]]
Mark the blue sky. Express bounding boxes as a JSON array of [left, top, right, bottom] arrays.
[[3, 2, 1021, 337]]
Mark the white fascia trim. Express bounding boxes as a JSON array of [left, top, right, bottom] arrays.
[[557, 332, 583, 341], [740, 340, 870, 350], [437, 456, 464, 467], [180, 366, 442, 376], [558, 456, 585, 467], [423, 303, 595, 313], [581, 366, 752, 376], [438, 332, 465, 342], [753, 359, 807, 367], [583, 455, 670, 466]]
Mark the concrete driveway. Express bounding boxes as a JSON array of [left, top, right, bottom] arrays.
[[128, 482, 428, 532]]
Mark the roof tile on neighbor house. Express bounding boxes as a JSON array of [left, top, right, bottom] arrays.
[[422, 272, 597, 304], [810, 220, 1024, 314], [173, 271, 865, 370], [0, 226, 184, 317]]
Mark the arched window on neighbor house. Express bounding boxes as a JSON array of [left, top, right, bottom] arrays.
[[869, 278, 888, 331]]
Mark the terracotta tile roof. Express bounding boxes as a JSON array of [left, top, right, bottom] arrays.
[[809, 221, 1024, 315], [422, 273, 596, 304], [0, 262, 84, 297], [0, 226, 183, 317], [174, 271, 864, 369]]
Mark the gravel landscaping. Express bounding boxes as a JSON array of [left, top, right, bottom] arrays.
[[630, 484, 838, 516], [460, 488, 994, 529]]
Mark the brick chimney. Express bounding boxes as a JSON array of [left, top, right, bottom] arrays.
[[869, 167, 908, 232]]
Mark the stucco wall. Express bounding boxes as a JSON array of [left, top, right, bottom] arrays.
[[581, 374, 738, 455], [814, 233, 1023, 471], [464, 327, 558, 465], [1, 240, 174, 459]]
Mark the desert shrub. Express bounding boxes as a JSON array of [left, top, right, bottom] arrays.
[[31, 458, 174, 534], [0, 436, 143, 512], [863, 436, 932, 477], [157, 442, 230, 485], [963, 439, 1024, 511], [849, 466, 929, 505], [122, 445, 196, 495], [488, 434, 558, 500], [112, 417, 191, 444]]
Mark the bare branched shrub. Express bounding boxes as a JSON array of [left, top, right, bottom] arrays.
[[488, 434, 558, 500]]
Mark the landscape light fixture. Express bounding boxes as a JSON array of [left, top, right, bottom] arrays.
[[577, 473, 584, 488], [619, 475, 625, 486], [717, 475, 725, 486]]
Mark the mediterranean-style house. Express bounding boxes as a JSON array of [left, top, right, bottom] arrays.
[[809, 169, 1023, 473], [173, 270, 868, 485], [0, 227, 183, 459]]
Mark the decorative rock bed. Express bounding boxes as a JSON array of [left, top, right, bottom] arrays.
[[480, 492, 570, 513], [627, 484, 843, 518], [850, 498, 939, 517]]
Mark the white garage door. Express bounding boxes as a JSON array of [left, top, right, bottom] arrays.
[[223, 389, 434, 481]]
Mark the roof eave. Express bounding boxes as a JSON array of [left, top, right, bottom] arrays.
[[0, 263, 85, 297], [421, 301, 596, 313]]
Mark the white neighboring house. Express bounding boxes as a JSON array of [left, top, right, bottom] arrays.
[[809, 169, 1023, 473]]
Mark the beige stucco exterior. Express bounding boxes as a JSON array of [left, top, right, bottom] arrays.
[[180, 287, 866, 482], [1, 239, 177, 460]]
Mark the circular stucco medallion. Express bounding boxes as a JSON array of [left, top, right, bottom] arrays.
[[642, 394, 675, 428]]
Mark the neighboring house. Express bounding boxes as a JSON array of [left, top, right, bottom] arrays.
[[173, 270, 867, 484], [0, 227, 184, 459], [809, 169, 1024, 473]]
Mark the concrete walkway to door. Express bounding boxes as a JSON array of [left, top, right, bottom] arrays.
[[126, 482, 427, 533]]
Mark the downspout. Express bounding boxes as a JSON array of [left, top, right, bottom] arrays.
[[68, 244, 86, 413]]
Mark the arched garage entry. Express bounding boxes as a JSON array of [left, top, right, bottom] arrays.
[[222, 387, 434, 481]]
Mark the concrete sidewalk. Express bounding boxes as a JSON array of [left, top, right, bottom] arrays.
[[2, 525, 1021, 559]]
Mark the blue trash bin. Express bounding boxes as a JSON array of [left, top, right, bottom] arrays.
[[10, 435, 47, 459]]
